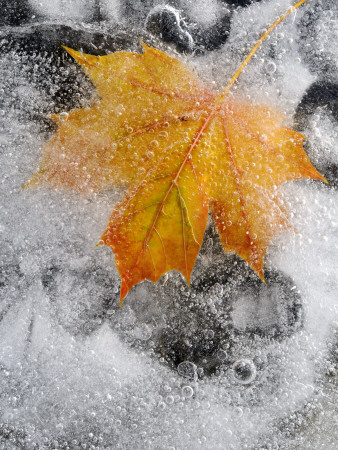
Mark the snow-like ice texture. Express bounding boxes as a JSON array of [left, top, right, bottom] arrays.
[[29, 0, 122, 22], [1, 0, 338, 449], [181, 0, 226, 26]]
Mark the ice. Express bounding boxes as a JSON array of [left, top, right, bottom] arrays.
[[1, 0, 338, 448], [29, 0, 90, 21], [181, 0, 225, 26]]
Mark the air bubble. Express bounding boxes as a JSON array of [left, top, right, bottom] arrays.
[[205, 329, 214, 339], [181, 386, 194, 398], [217, 350, 227, 361], [197, 368, 204, 377], [166, 395, 174, 405], [232, 359, 257, 384], [158, 131, 168, 138], [265, 62, 276, 74], [58, 112, 69, 122], [177, 361, 197, 380], [132, 323, 152, 341], [150, 140, 159, 148], [235, 407, 243, 417]]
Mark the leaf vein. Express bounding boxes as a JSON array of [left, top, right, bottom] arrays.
[[222, 115, 258, 261]]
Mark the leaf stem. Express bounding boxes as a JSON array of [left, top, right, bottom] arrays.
[[217, 0, 310, 103]]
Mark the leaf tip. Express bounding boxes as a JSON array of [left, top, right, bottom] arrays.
[[61, 45, 73, 55], [257, 267, 266, 284], [21, 181, 30, 191], [141, 40, 150, 52], [322, 175, 330, 185], [249, 259, 266, 284], [119, 278, 130, 307], [62, 45, 85, 65], [309, 168, 329, 186], [184, 272, 192, 288], [22, 171, 43, 190]]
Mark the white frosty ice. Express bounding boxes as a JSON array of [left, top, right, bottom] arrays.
[[0, 0, 337, 448]]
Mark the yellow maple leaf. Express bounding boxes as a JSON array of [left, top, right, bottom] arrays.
[[26, 0, 326, 304]]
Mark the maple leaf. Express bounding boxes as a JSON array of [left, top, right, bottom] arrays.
[[26, 0, 326, 304]]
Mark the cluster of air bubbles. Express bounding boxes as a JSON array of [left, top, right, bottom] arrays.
[[209, 282, 224, 298]]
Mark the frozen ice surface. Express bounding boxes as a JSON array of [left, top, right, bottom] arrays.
[[1, 0, 338, 448], [29, 0, 121, 23]]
